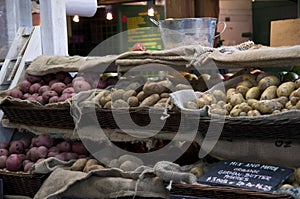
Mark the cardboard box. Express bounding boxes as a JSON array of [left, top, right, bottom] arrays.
[[270, 18, 300, 47]]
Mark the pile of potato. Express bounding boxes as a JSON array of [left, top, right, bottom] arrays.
[[97, 79, 190, 109], [8, 71, 118, 105], [70, 158, 105, 173], [185, 73, 300, 116], [0, 134, 89, 172]]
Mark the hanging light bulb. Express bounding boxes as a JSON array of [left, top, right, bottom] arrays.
[[106, 5, 113, 20], [147, 0, 155, 17], [73, 15, 80, 22]]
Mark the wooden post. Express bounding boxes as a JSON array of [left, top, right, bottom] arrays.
[[194, 0, 219, 18], [165, 0, 195, 18], [39, 0, 68, 55]]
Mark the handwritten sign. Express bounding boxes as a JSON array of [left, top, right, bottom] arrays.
[[198, 160, 293, 192]]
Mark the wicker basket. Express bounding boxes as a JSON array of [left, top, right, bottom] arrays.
[[198, 114, 300, 140], [170, 183, 293, 199], [0, 100, 75, 129], [0, 170, 48, 197]]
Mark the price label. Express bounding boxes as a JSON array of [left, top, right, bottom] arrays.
[[198, 160, 293, 192]]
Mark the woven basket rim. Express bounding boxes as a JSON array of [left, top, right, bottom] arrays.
[[0, 169, 45, 178]]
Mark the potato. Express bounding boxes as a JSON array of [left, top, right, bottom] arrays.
[[255, 100, 282, 114], [230, 107, 242, 117], [72, 141, 88, 155], [143, 82, 164, 95], [0, 149, 8, 156], [295, 79, 300, 89], [73, 80, 92, 93], [290, 96, 299, 106], [247, 99, 259, 109], [26, 74, 42, 83], [139, 94, 160, 107], [185, 101, 199, 109], [260, 86, 277, 100], [125, 82, 141, 91], [160, 93, 170, 98], [236, 85, 249, 97], [9, 141, 25, 154], [62, 87, 75, 95], [247, 110, 261, 117], [256, 73, 268, 82], [136, 91, 147, 102], [277, 82, 295, 97], [296, 101, 300, 110], [49, 96, 59, 103], [36, 96, 45, 105], [241, 74, 257, 86], [6, 154, 23, 171], [42, 73, 55, 84], [71, 158, 88, 171], [104, 101, 112, 108], [212, 90, 226, 101], [217, 100, 226, 107], [158, 79, 173, 92], [175, 84, 192, 91], [229, 93, 245, 107], [239, 112, 247, 116], [47, 151, 59, 158], [83, 159, 99, 172], [0, 156, 7, 169], [122, 90, 137, 101], [258, 76, 280, 91], [50, 82, 66, 95], [111, 89, 126, 101], [274, 96, 289, 106], [85, 164, 105, 172], [24, 162, 35, 172], [42, 90, 58, 103], [48, 146, 59, 153], [20, 80, 32, 93], [112, 99, 129, 108], [190, 167, 204, 178], [210, 103, 222, 110], [49, 79, 60, 87], [210, 108, 228, 115], [223, 103, 232, 112], [202, 94, 217, 105], [286, 101, 293, 109], [58, 141, 71, 152], [125, 96, 139, 107], [55, 71, 69, 81], [99, 94, 111, 107], [9, 88, 23, 99], [245, 87, 260, 100], [237, 80, 253, 88], [272, 110, 281, 114], [36, 134, 53, 148], [58, 93, 73, 102], [226, 88, 236, 101], [197, 98, 209, 108], [63, 152, 79, 161], [239, 102, 252, 113], [37, 146, 48, 159]]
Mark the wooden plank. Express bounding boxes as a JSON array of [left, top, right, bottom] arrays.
[[165, 0, 195, 18], [17, 0, 32, 28], [40, 0, 68, 55], [195, 0, 219, 18]]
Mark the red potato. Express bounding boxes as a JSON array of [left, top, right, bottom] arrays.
[[36, 96, 45, 105], [71, 141, 88, 155], [0, 156, 7, 169], [18, 154, 26, 161], [73, 80, 91, 93], [42, 90, 58, 103], [63, 152, 78, 161], [26, 74, 42, 83], [47, 151, 59, 158], [58, 93, 72, 102], [58, 141, 71, 152], [29, 83, 41, 94], [0, 142, 8, 149], [56, 71, 70, 81], [37, 146, 48, 159], [48, 146, 59, 153], [9, 141, 25, 154], [49, 79, 60, 87], [35, 134, 53, 148], [72, 76, 85, 84], [6, 154, 23, 171], [26, 96, 37, 102], [0, 149, 8, 156], [54, 153, 66, 161], [42, 73, 55, 84], [62, 87, 75, 94], [23, 93, 31, 99], [51, 82, 67, 95], [30, 137, 38, 147], [38, 85, 50, 95], [48, 96, 59, 103], [24, 162, 34, 172], [8, 88, 23, 99], [20, 138, 30, 149], [20, 80, 32, 93], [22, 159, 31, 167], [64, 75, 73, 85]]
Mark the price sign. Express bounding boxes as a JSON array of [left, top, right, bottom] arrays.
[[198, 160, 293, 192]]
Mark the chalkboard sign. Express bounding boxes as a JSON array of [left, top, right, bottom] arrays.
[[198, 160, 293, 192]]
